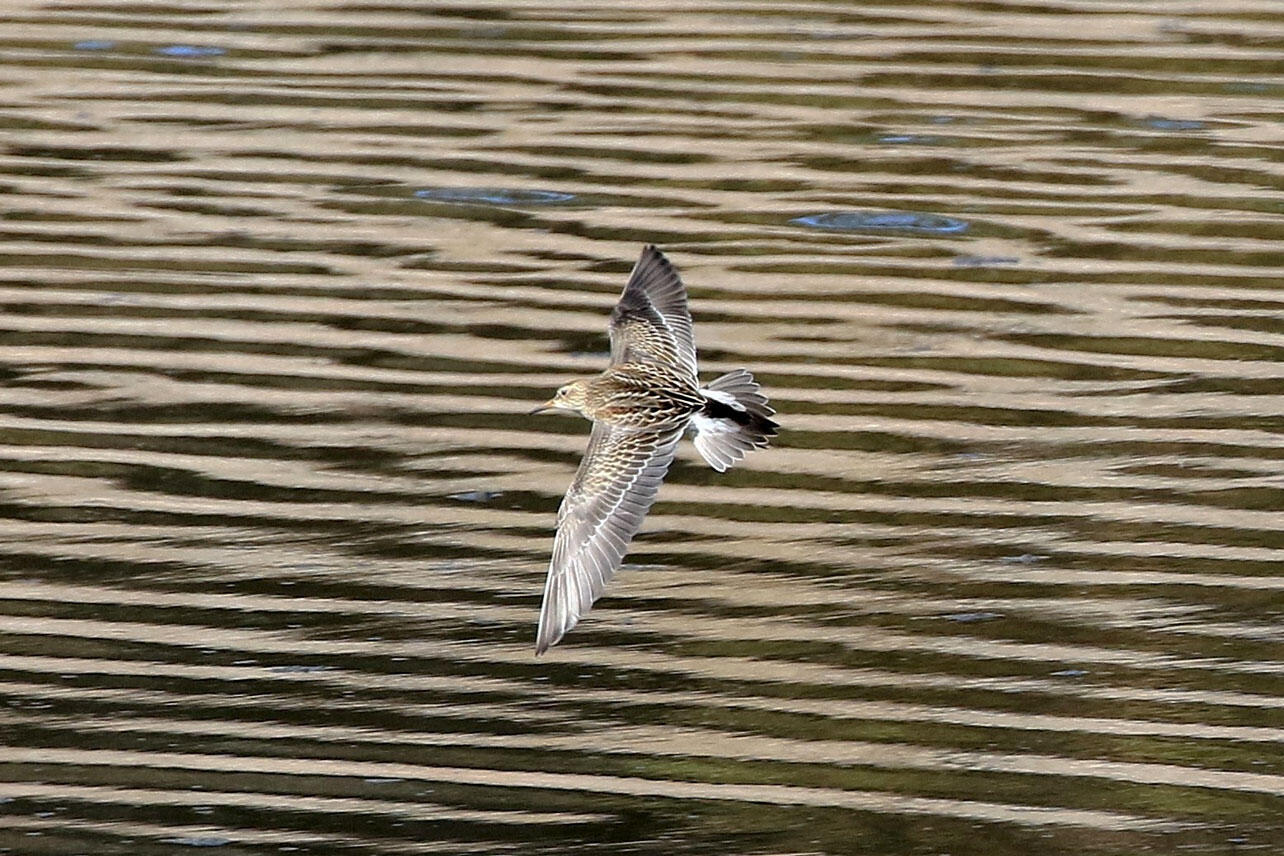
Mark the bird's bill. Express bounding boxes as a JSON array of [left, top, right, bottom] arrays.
[[530, 398, 558, 415]]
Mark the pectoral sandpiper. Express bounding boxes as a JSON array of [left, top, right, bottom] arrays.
[[531, 245, 778, 654]]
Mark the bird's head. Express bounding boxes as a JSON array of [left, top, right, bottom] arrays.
[[531, 380, 590, 417]]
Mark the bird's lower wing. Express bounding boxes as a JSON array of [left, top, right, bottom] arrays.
[[536, 423, 684, 654]]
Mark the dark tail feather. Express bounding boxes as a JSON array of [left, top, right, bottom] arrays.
[[692, 369, 778, 472]]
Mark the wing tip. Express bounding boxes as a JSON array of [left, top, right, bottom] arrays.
[[534, 620, 560, 656], [535, 578, 579, 656], [536, 614, 576, 656], [636, 243, 673, 272], [535, 585, 567, 655], [627, 245, 684, 302]]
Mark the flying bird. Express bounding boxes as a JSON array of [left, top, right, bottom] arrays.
[[530, 245, 778, 654]]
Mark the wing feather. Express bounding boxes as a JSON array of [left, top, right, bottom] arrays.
[[608, 245, 697, 379], [536, 423, 683, 654]]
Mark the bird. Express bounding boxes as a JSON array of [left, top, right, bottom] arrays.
[[530, 245, 778, 654]]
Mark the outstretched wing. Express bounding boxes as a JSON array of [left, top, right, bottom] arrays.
[[536, 423, 683, 654], [608, 245, 697, 380]]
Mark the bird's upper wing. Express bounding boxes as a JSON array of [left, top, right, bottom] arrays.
[[608, 245, 697, 380], [536, 422, 683, 654]]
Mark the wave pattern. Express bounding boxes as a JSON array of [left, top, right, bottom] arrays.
[[1, 1, 1282, 853]]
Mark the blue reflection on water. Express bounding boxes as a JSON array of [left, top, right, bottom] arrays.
[[943, 611, 1003, 623], [877, 134, 945, 145], [154, 45, 227, 57], [414, 187, 575, 205], [73, 40, 116, 51], [792, 211, 968, 234], [1141, 117, 1205, 131], [954, 254, 1020, 267]]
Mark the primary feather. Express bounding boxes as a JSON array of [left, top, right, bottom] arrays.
[[609, 245, 698, 380]]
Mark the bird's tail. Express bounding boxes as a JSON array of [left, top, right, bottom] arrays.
[[691, 369, 779, 472]]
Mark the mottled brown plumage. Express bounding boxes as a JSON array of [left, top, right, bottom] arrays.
[[578, 363, 705, 428], [532, 245, 778, 654]]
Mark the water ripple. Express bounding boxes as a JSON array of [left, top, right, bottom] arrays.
[[414, 187, 576, 205], [792, 211, 969, 234], [1, 2, 1282, 854]]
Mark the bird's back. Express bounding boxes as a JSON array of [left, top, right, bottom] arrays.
[[585, 363, 704, 430]]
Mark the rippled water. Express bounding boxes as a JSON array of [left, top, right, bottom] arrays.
[[2, 1, 1283, 853]]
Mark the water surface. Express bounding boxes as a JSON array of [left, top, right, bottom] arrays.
[[1, 1, 1283, 854]]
